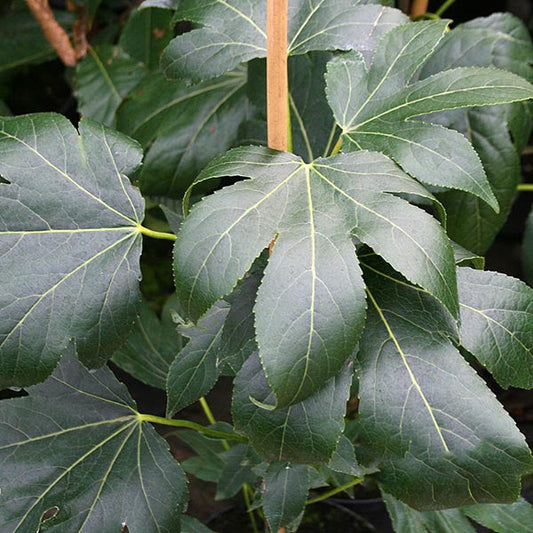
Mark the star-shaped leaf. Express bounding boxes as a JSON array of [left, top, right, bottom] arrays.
[[0, 114, 144, 388], [174, 146, 456, 406], [355, 258, 533, 509], [0, 349, 188, 532], [326, 19, 533, 208], [161, 0, 407, 82]]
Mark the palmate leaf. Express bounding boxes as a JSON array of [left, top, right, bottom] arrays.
[[161, 0, 406, 81], [0, 114, 144, 388], [116, 68, 249, 195], [75, 45, 148, 127], [174, 146, 456, 407], [417, 13, 533, 254], [232, 352, 352, 463], [356, 258, 533, 510], [457, 267, 533, 389], [326, 19, 533, 208], [0, 349, 188, 532]]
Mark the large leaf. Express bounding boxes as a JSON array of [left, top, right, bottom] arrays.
[[0, 114, 144, 388], [161, 0, 406, 81], [382, 490, 476, 532], [457, 267, 533, 389], [232, 352, 352, 463], [119, 7, 173, 70], [262, 462, 311, 532], [175, 146, 455, 406], [166, 300, 229, 416], [75, 45, 148, 127], [117, 69, 249, 196], [326, 20, 533, 208], [524, 207, 533, 285], [462, 498, 533, 532], [0, 349, 188, 532], [111, 295, 184, 390], [355, 258, 533, 510], [418, 13, 533, 253]]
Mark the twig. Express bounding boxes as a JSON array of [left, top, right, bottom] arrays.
[[410, 0, 430, 18], [25, 0, 77, 66]]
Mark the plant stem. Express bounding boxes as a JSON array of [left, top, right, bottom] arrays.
[[138, 413, 247, 442], [199, 396, 230, 451], [435, 0, 456, 16], [330, 135, 343, 157], [306, 477, 364, 505], [410, 0, 429, 18], [243, 483, 261, 533], [137, 224, 177, 241], [518, 184, 533, 192], [267, 0, 289, 151]]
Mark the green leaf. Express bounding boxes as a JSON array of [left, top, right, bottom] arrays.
[[0, 114, 144, 388], [181, 515, 216, 533], [355, 260, 533, 510], [166, 301, 229, 416], [161, 0, 406, 81], [524, 208, 533, 285], [178, 430, 226, 482], [417, 14, 533, 253], [141, 0, 179, 9], [0, 349, 188, 532], [175, 146, 456, 405], [457, 267, 533, 389], [452, 241, 485, 269], [75, 45, 148, 127], [462, 498, 533, 533], [111, 295, 184, 390], [0, 8, 73, 72], [119, 7, 174, 70], [0, 100, 11, 116], [326, 20, 533, 209], [215, 444, 261, 500], [327, 435, 363, 477], [232, 352, 352, 463], [262, 462, 310, 532], [117, 69, 248, 196], [382, 490, 476, 532]]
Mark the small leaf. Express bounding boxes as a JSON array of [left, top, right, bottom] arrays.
[[457, 267, 533, 389], [181, 515, 216, 533], [382, 490, 476, 532], [215, 444, 261, 500], [119, 7, 173, 70], [356, 260, 533, 509], [0, 349, 188, 532], [326, 20, 533, 208], [0, 114, 144, 388], [178, 430, 226, 482], [161, 0, 406, 81], [327, 435, 363, 477], [462, 498, 533, 533], [262, 462, 311, 533], [111, 295, 184, 390], [232, 353, 352, 463], [175, 147, 455, 405], [75, 45, 147, 127], [117, 69, 248, 196], [166, 301, 229, 416]]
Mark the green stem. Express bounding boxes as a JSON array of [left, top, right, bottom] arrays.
[[243, 483, 261, 533], [518, 184, 533, 192], [306, 477, 364, 505], [199, 396, 230, 451], [330, 134, 343, 157], [435, 0, 456, 16], [138, 413, 247, 442], [137, 224, 176, 241]]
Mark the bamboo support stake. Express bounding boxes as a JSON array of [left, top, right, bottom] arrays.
[[267, 0, 289, 151], [25, 0, 77, 66], [410, 0, 430, 18]]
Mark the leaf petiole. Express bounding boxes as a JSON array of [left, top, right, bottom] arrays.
[[517, 183, 533, 192], [306, 477, 364, 505], [137, 224, 177, 241]]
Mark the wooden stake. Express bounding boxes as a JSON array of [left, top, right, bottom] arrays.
[[25, 0, 77, 66], [267, 0, 289, 151]]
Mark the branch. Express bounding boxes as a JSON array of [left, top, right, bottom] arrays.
[[25, 0, 77, 66], [410, 0, 430, 18]]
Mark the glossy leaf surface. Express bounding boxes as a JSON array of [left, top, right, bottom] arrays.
[[458, 267, 533, 389], [0, 114, 144, 388], [175, 146, 455, 406], [0, 350, 188, 532], [356, 260, 533, 509], [161, 0, 406, 81], [326, 20, 533, 207]]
